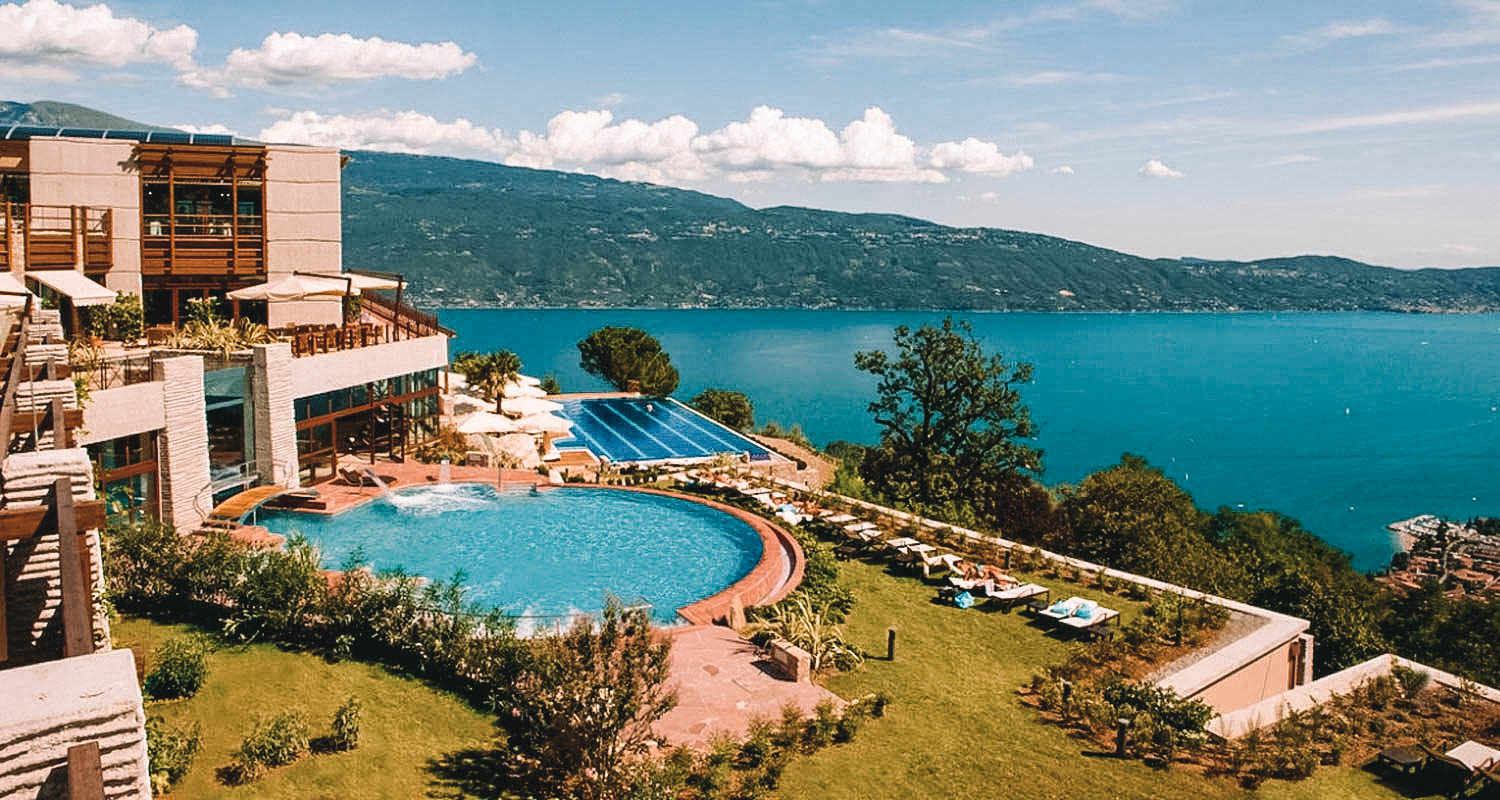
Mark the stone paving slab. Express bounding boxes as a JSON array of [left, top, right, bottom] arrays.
[[656, 625, 841, 748]]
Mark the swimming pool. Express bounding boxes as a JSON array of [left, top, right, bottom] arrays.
[[254, 484, 763, 626], [558, 396, 774, 464]]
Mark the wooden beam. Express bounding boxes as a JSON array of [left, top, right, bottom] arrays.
[[7, 407, 85, 435], [66, 741, 104, 800], [0, 542, 8, 664], [0, 501, 108, 542], [54, 477, 93, 659]]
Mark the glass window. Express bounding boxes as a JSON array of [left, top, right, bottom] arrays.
[[350, 383, 368, 407], [330, 388, 350, 413]]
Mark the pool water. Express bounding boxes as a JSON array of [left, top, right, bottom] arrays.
[[558, 397, 774, 464], [254, 484, 763, 625]]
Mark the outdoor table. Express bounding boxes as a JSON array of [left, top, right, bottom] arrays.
[[885, 537, 920, 550], [1376, 746, 1425, 775], [905, 543, 936, 555]]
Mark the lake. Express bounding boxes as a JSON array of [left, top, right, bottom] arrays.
[[439, 309, 1500, 572]]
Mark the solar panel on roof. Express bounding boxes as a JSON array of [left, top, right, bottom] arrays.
[[0, 125, 238, 145]]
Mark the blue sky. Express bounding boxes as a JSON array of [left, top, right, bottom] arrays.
[[3, 0, 1498, 267]]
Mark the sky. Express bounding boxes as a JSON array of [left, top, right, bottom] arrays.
[[2, 0, 1498, 268]]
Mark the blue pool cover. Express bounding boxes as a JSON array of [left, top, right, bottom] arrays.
[[558, 397, 774, 464]]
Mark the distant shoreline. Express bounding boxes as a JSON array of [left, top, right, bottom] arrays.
[[426, 305, 1500, 315]]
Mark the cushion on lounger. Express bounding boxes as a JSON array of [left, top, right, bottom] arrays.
[[1049, 602, 1070, 615], [1075, 605, 1093, 620]]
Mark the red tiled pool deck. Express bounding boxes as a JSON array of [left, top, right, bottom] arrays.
[[288, 461, 546, 515], [656, 625, 842, 747]]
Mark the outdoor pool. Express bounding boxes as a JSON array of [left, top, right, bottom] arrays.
[[254, 484, 764, 626]]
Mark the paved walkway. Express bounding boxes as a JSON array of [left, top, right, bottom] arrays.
[[656, 626, 841, 747]]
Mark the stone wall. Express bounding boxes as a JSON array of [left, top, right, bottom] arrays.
[[154, 354, 211, 531], [23, 138, 142, 296], [250, 342, 299, 487], [1, 449, 106, 666], [0, 649, 152, 800]]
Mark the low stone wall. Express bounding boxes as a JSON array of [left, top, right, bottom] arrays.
[[0, 649, 151, 800], [1211, 654, 1500, 739]]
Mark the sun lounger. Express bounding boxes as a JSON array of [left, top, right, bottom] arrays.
[[947, 575, 990, 592], [1419, 745, 1489, 797], [982, 582, 1049, 610], [843, 521, 879, 534], [1059, 605, 1119, 630], [823, 513, 857, 524], [1037, 596, 1091, 622]]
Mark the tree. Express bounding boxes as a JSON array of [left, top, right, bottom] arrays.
[[1054, 455, 1227, 590], [969, 471, 1061, 544], [691, 388, 754, 431], [451, 350, 521, 402], [854, 317, 1039, 516], [577, 327, 679, 395], [539, 373, 563, 395], [492, 602, 676, 800]]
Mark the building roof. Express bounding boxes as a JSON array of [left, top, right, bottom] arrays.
[[1, 125, 236, 146]]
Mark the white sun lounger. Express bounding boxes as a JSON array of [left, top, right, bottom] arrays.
[[1037, 596, 1092, 622], [843, 521, 878, 534], [1059, 606, 1119, 630], [823, 513, 857, 524]]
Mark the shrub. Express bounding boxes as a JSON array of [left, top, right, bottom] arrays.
[[230, 712, 311, 782], [805, 700, 839, 750], [738, 718, 777, 768], [144, 637, 210, 700], [1393, 664, 1432, 698], [329, 696, 361, 752], [145, 716, 201, 793]]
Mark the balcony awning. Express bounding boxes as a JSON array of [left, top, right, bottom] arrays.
[[25, 270, 116, 307], [0, 273, 33, 307], [227, 273, 398, 302]]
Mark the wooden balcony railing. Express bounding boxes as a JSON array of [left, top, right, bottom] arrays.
[[0, 203, 113, 272], [276, 322, 389, 358], [141, 213, 264, 276]]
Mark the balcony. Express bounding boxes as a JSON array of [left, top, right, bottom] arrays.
[[141, 213, 264, 276], [0, 203, 113, 272]]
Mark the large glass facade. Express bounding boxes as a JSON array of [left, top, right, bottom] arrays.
[[294, 369, 440, 484], [88, 433, 158, 522]]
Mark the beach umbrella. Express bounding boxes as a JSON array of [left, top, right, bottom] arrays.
[[515, 373, 542, 386], [501, 380, 548, 399], [228, 274, 354, 301], [501, 396, 565, 416], [494, 432, 543, 468], [514, 413, 574, 434], [457, 411, 519, 435], [449, 393, 490, 414]]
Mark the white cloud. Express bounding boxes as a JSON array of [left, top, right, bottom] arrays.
[[172, 122, 236, 136], [978, 191, 999, 201], [261, 105, 1035, 186], [1138, 158, 1184, 178], [259, 110, 511, 160], [594, 92, 628, 107], [981, 70, 1117, 88], [927, 137, 1033, 176], [0, 0, 197, 81], [508, 110, 705, 183], [1286, 99, 1500, 134], [1264, 154, 1320, 166], [1441, 243, 1480, 255], [1087, 0, 1175, 19], [1286, 17, 1400, 48], [180, 32, 475, 96], [1050, 165, 1076, 175]]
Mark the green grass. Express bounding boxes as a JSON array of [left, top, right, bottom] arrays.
[[113, 616, 497, 799], [775, 557, 1412, 800]]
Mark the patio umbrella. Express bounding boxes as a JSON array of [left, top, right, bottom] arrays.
[[449, 393, 490, 414], [515, 373, 542, 386], [501, 396, 565, 416], [501, 380, 548, 399], [494, 432, 543, 468], [228, 274, 353, 302], [457, 411, 519, 435], [514, 413, 574, 434]]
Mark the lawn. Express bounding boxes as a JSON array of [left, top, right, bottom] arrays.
[[112, 616, 497, 799], [775, 557, 1416, 800]]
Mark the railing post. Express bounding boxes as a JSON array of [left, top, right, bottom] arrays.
[[66, 741, 104, 800], [54, 476, 93, 658], [72, 205, 85, 270]]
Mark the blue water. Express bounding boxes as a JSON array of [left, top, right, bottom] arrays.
[[559, 397, 772, 463], [441, 309, 1500, 572], [255, 484, 763, 624]]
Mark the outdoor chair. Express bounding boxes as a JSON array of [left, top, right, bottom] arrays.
[[1419, 745, 1486, 798]]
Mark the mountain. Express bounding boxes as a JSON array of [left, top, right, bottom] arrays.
[[0, 101, 170, 131], [341, 151, 1500, 311], [10, 101, 1500, 311]]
